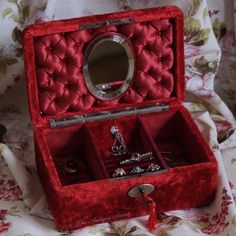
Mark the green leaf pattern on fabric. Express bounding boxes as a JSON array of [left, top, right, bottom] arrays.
[[2, 7, 12, 18], [203, 7, 208, 19], [2, 0, 30, 24], [212, 18, 227, 40], [188, 0, 201, 16], [184, 0, 211, 46], [193, 56, 218, 75], [184, 17, 211, 46], [0, 46, 18, 75]]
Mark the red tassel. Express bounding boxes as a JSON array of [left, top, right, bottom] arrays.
[[143, 194, 158, 230]]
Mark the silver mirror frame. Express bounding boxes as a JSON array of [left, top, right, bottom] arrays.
[[83, 34, 135, 100]]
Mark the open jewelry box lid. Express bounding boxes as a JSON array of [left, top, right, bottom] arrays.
[[23, 6, 185, 127]]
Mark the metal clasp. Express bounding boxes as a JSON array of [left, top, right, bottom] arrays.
[[128, 184, 155, 198], [49, 103, 169, 128], [79, 18, 135, 30]]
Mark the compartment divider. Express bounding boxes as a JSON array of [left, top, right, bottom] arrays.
[[83, 125, 109, 179], [138, 116, 168, 169]]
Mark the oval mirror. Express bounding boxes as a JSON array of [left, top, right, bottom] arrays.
[[83, 34, 134, 100]]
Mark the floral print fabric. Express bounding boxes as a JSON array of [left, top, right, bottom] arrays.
[[0, 0, 236, 235]]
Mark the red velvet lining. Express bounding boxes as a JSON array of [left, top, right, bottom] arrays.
[[140, 106, 216, 166], [42, 125, 108, 185], [41, 106, 216, 187], [23, 6, 184, 125], [87, 116, 166, 178]]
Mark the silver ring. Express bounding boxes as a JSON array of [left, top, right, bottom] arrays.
[[63, 160, 78, 175], [146, 163, 161, 172], [120, 151, 154, 165], [130, 166, 144, 175], [112, 168, 126, 178]]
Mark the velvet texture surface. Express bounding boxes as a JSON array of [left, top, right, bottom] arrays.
[[34, 106, 217, 230], [23, 6, 217, 230]]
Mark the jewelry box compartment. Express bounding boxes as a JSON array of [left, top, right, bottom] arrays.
[[140, 106, 214, 168], [39, 125, 108, 186], [38, 104, 214, 187], [39, 115, 168, 187], [87, 115, 167, 179]]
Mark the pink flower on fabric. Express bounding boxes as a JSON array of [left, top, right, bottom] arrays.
[[0, 176, 22, 201], [198, 188, 232, 234], [0, 210, 11, 234], [33, 11, 50, 23], [0, 210, 7, 219], [214, 118, 234, 142], [184, 43, 201, 58], [215, 119, 233, 130], [186, 73, 214, 92]]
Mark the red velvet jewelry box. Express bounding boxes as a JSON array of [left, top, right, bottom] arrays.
[[23, 6, 218, 230]]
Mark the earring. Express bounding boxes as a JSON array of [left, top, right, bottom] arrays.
[[110, 125, 128, 156]]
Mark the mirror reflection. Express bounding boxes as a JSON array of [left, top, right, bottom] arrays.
[[83, 34, 134, 100]]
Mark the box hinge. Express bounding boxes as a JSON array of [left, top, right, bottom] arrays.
[[49, 102, 169, 128], [79, 18, 135, 30]]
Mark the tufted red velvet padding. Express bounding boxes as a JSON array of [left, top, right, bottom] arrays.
[[34, 19, 174, 116], [24, 6, 185, 125]]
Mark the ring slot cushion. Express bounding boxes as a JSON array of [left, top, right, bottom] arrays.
[[23, 6, 218, 230]]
